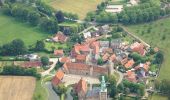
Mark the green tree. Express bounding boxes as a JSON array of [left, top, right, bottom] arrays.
[[28, 11, 40, 26], [41, 56, 49, 66], [34, 40, 45, 51], [39, 18, 59, 33], [55, 11, 65, 23]]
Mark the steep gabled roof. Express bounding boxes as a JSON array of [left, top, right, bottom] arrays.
[[75, 78, 87, 95], [52, 70, 64, 85]]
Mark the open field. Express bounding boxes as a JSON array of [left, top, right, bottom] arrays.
[[150, 94, 168, 100], [126, 17, 170, 80], [0, 76, 36, 100], [43, 0, 103, 20], [0, 13, 50, 46]]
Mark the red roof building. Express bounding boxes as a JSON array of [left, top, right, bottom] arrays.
[[102, 53, 110, 62], [90, 41, 100, 55], [59, 57, 71, 63], [130, 42, 146, 56], [76, 55, 87, 63], [51, 70, 64, 86], [63, 62, 108, 77], [125, 70, 137, 83], [54, 50, 64, 57], [19, 61, 42, 68], [124, 59, 135, 69], [71, 43, 90, 57], [74, 78, 88, 99], [53, 32, 68, 43]]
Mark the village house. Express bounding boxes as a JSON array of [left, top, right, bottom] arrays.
[[62, 62, 108, 77], [124, 70, 137, 83], [52, 31, 68, 43], [124, 59, 135, 69], [51, 70, 65, 86], [130, 42, 146, 56], [75, 55, 87, 63], [14, 61, 42, 68], [59, 57, 71, 63], [99, 41, 110, 53], [71, 43, 90, 57], [102, 53, 110, 62], [135, 62, 151, 77], [54, 49, 64, 57], [74, 78, 88, 100], [111, 39, 122, 49]]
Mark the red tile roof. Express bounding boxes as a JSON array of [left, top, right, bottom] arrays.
[[124, 59, 135, 69], [63, 62, 108, 74], [53, 32, 68, 42], [60, 57, 71, 63], [52, 70, 64, 86], [74, 78, 87, 96], [54, 50, 64, 56], [102, 53, 110, 62], [125, 70, 137, 82], [103, 48, 113, 54], [90, 41, 100, 54], [74, 44, 90, 54], [130, 42, 146, 56], [20, 61, 42, 68], [110, 54, 116, 62], [76, 55, 87, 62]]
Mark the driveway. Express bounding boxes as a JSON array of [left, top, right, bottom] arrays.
[[41, 58, 58, 77]]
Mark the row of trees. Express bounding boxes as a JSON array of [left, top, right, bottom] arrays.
[[86, 0, 170, 24], [1, 65, 41, 79], [0, 39, 47, 56]]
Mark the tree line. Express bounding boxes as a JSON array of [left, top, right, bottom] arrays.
[[86, 0, 170, 24], [1, 65, 41, 79]]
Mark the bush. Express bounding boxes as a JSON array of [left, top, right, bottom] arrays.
[[41, 56, 49, 66]]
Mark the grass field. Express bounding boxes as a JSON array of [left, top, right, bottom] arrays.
[[126, 18, 170, 80], [0, 13, 50, 46], [33, 80, 48, 100], [150, 94, 168, 100], [43, 0, 103, 20], [0, 76, 36, 100]]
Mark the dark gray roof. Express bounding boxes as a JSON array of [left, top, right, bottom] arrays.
[[86, 87, 100, 97]]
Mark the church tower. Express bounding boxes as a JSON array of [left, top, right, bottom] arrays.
[[99, 76, 108, 100]]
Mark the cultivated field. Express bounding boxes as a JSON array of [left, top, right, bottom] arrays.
[[0, 13, 49, 46], [126, 17, 170, 80], [43, 0, 103, 19], [0, 76, 36, 100]]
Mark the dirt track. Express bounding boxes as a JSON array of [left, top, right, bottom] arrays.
[[0, 76, 36, 100]]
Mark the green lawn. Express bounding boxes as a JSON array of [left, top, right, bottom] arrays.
[[33, 80, 48, 100], [43, 0, 103, 20], [126, 17, 170, 80], [150, 94, 168, 100], [0, 14, 50, 46]]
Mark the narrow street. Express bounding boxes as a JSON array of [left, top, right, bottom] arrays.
[[41, 58, 58, 77]]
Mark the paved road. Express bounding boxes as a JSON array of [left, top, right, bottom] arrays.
[[44, 82, 60, 100], [41, 58, 58, 77], [63, 74, 100, 86]]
